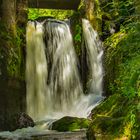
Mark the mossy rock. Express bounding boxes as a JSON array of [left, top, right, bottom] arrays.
[[90, 94, 129, 119], [87, 94, 140, 139], [89, 116, 124, 135], [51, 116, 91, 132]]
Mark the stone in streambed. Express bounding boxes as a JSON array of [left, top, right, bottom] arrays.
[[6, 112, 35, 131], [17, 112, 35, 129], [51, 116, 91, 132]]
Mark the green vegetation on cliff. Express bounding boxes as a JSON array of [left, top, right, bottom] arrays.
[[105, 21, 140, 98], [87, 0, 140, 139]]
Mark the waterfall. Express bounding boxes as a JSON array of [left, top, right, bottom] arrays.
[[82, 19, 104, 96], [26, 19, 104, 121], [44, 19, 83, 118], [26, 21, 48, 120]]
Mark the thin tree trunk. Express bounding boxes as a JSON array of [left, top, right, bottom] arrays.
[[84, 0, 99, 30], [16, 0, 28, 27], [85, 0, 94, 21], [1, 0, 17, 35]]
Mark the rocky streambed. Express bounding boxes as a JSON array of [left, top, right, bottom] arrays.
[[0, 129, 87, 140], [0, 116, 89, 140]]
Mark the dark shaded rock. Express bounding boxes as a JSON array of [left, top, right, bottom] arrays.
[[0, 78, 26, 131], [0, 112, 34, 132], [17, 112, 35, 129], [86, 127, 96, 140], [51, 116, 91, 132]]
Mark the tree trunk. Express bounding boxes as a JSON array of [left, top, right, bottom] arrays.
[[16, 0, 28, 27], [85, 0, 94, 21], [1, 0, 17, 35], [0, 0, 27, 131], [84, 0, 101, 31]]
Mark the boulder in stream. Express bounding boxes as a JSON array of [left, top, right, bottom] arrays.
[[7, 112, 35, 131], [51, 116, 91, 132], [17, 112, 35, 129]]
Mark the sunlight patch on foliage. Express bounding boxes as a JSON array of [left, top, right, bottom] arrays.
[[28, 8, 74, 20]]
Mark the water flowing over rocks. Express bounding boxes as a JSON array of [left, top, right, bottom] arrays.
[[26, 18, 104, 121], [0, 130, 88, 140]]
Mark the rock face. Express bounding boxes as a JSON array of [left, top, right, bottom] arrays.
[[51, 116, 91, 132], [0, 78, 26, 131]]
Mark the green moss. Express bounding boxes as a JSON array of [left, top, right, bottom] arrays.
[[51, 116, 91, 132], [0, 22, 25, 79], [91, 94, 125, 118], [88, 94, 140, 139], [90, 117, 124, 135], [104, 22, 140, 97], [73, 23, 82, 56]]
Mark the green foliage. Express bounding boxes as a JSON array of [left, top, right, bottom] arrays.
[[100, 0, 135, 22], [74, 24, 82, 42], [99, 0, 137, 39], [28, 9, 74, 20], [105, 21, 140, 98], [116, 56, 140, 98], [89, 94, 140, 139], [74, 24, 82, 56]]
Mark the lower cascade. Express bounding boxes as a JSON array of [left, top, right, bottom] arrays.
[[26, 18, 104, 121]]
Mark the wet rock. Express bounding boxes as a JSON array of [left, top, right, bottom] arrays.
[[17, 112, 35, 129], [51, 116, 91, 132], [5, 112, 35, 131]]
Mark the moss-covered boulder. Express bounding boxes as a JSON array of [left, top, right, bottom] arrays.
[[51, 116, 91, 132], [87, 94, 140, 140]]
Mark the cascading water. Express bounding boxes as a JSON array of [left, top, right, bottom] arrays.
[[26, 21, 48, 120], [26, 18, 104, 121], [44, 19, 83, 118], [82, 19, 103, 97]]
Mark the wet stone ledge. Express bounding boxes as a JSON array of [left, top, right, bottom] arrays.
[[0, 130, 87, 140]]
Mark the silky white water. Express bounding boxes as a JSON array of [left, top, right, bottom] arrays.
[[44, 20, 83, 117], [26, 19, 104, 121], [26, 21, 48, 120], [82, 19, 104, 96]]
